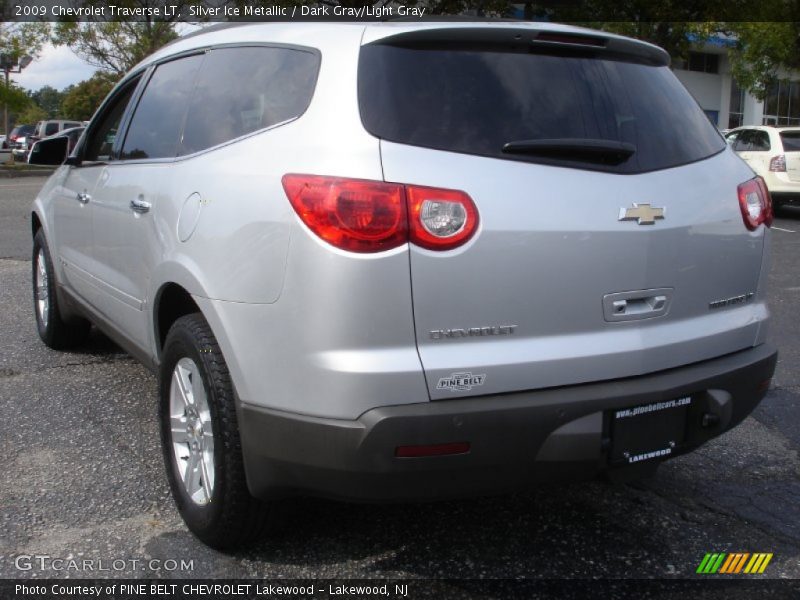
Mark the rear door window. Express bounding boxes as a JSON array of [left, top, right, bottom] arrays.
[[732, 130, 755, 151], [179, 46, 320, 156], [358, 43, 725, 173], [120, 54, 203, 160]]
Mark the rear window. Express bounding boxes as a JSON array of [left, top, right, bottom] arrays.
[[358, 43, 725, 173], [780, 131, 800, 152]]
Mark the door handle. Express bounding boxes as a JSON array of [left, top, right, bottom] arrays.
[[76, 192, 90, 204], [130, 198, 151, 214], [603, 288, 673, 322]]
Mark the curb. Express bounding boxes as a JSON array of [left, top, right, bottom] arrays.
[[0, 168, 55, 178]]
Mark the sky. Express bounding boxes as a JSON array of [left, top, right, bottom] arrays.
[[15, 43, 96, 92], [13, 24, 201, 93]]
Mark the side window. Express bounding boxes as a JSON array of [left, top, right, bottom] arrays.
[[44, 123, 59, 136], [733, 130, 753, 151], [120, 54, 203, 160], [179, 46, 319, 156], [725, 131, 738, 146], [752, 131, 771, 151], [83, 78, 140, 162]]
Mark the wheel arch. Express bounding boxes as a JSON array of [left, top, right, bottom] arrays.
[[31, 211, 43, 238], [153, 282, 203, 359]]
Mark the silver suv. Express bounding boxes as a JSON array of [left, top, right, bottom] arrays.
[[30, 22, 777, 549]]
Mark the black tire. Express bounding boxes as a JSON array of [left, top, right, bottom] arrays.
[[32, 229, 91, 349], [159, 313, 272, 550]]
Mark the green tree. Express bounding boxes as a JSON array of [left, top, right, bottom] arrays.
[[60, 71, 119, 121], [725, 22, 800, 100], [29, 85, 65, 119], [0, 21, 50, 134], [0, 82, 29, 114], [15, 103, 47, 125], [51, 0, 205, 76]]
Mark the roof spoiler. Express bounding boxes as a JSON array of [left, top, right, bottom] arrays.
[[366, 26, 670, 67]]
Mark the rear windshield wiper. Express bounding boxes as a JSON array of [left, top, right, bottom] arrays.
[[502, 138, 636, 165]]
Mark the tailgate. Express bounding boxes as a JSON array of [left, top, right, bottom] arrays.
[[383, 146, 765, 398]]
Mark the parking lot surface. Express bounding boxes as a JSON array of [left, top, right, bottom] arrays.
[[0, 176, 798, 581]]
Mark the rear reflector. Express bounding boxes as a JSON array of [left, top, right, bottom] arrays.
[[737, 176, 773, 231], [282, 174, 479, 253], [395, 442, 470, 458]]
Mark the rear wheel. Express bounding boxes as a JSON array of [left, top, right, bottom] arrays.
[[159, 313, 273, 549], [32, 230, 91, 349]]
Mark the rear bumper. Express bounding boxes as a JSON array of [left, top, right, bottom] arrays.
[[770, 191, 800, 206], [240, 343, 777, 501]]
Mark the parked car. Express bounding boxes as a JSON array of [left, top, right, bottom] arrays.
[[29, 22, 777, 550], [726, 125, 800, 207], [27, 127, 85, 164], [25, 120, 84, 159], [8, 124, 34, 157]]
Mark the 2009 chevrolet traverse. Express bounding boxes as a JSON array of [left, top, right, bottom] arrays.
[[29, 22, 777, 549]]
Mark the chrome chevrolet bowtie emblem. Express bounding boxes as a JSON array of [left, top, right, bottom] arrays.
[[618, 203, 665, 225]]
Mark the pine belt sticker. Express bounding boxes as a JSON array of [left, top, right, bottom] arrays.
[[437, 372, 486, 392]]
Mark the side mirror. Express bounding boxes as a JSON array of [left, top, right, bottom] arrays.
[[27, 136, 69, 166]]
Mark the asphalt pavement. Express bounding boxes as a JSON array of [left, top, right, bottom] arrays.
[[0, 177, 798, 585]]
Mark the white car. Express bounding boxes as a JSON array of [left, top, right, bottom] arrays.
[[726, 126, 800, 207]]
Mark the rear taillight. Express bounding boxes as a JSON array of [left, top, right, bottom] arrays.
[[737, 176, 773, 231], [282, 174, 479, 253], [769, 154, 786, 172], [281, 175, 406, 253]]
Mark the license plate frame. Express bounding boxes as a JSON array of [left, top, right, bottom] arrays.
[[608, 396, 692, 466]]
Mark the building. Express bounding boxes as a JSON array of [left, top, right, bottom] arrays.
[[674, 37, 800, 130]]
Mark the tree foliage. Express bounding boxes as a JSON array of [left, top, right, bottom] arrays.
[[0, 22, 51, 62], [725, 22, 800, 100], [53, 21, 179, 76], [0, 22, 50, 131], [29, 86, 66, 119], [15, 103, 47, 125], [0, 82, 30, 114], [60, 71, 119, 120], [49, 0, 200, 75]]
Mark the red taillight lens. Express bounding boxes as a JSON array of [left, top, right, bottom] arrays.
[[769, 154, 786, 172], [282, 175, 407, 253], [282, 175, 479, 253], [738, 176, 773, 231]]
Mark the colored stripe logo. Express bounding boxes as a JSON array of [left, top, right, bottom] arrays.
[[696, 553, 773, 574]]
